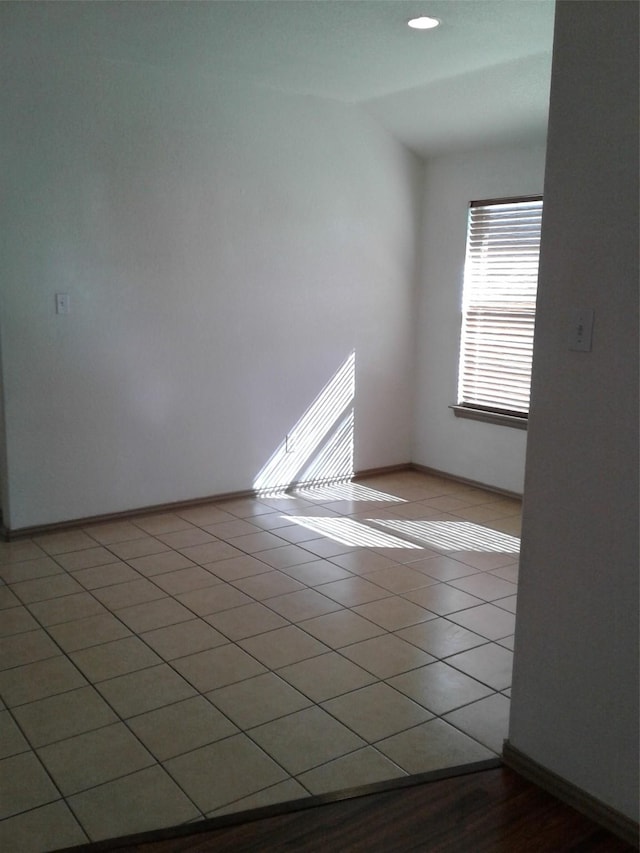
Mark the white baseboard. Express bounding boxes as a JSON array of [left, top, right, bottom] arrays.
[[503, 741, 639, 848]]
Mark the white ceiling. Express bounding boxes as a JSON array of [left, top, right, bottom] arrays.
[[4, 0, 555, 156]]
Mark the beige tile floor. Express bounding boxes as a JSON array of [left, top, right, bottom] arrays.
[[0, 471, 521, 851]]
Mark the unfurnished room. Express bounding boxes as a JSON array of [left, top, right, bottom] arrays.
[[0, 1, 637, 851]]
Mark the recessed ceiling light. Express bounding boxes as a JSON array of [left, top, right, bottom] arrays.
[[407, 15, 440, 30]]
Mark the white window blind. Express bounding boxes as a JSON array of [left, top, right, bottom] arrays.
[[457, 196, 543, 418]]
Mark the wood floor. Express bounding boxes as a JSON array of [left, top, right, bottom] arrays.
[[75, 767, 636, 853]]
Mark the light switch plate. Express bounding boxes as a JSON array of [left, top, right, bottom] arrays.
[[568, 308, 593, 352], [55, 293, 70, 315]]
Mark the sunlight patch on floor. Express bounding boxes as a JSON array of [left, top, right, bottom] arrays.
[[370, 519, 520, 553], [293, 482, 405, 504], [286, 516, 423, 549]]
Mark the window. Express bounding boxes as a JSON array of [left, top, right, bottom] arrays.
[[454, 196, 543, 428]]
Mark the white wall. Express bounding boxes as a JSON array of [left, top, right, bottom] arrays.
[[413, 141, 547, 494], [0, 332, 7, 522], [510, 0, 639, 822], [0, 35, 421, 529]]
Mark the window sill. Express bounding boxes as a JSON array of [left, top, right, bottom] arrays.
[[450, 405, 528, 430]]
